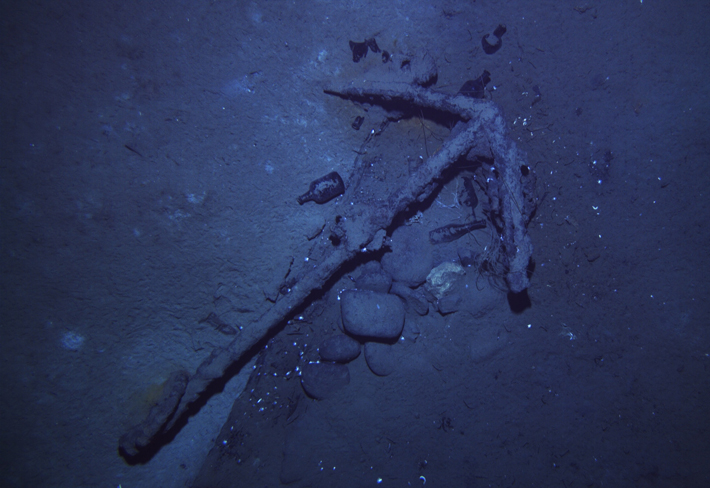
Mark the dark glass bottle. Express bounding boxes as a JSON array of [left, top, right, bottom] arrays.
[[297, 171, 345, 204]]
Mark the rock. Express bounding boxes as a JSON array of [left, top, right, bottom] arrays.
[[364, 342, 397, 376], [390, 281, 430, 316], [300, 362, 350, 400], [381, 226, 433, 287], [401, 319, 421, 342], [355, 261, 392, 293], [318, 335, 361, 363], [424, 261, 465, 299], [340, 289, 405, 340], [437, 293, 462, 314]]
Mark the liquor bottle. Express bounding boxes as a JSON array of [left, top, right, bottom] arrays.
[[297, 171, 345, 204]]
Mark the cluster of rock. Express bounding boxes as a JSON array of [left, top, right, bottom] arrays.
[[299, 231, 475, 399], [299, 279, 406, 399]]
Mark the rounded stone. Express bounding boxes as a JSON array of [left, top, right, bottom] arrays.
[[381, 226, 434, 287], [300, 362, 350, 400], [340, 289, 405, 340], [319, 335, 361, 363], [354, 261, 392, 293], [437, 293, 462, 314], [364, 342, 397, 376]]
